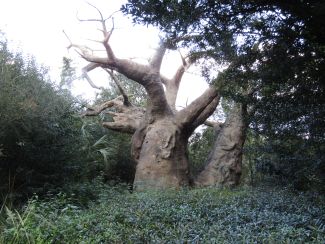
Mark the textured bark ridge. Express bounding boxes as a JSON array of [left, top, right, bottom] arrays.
[[131, 88, 219, 190], [133, 119, 190, 190], [195, 103, 248, 187], [83, 95, 145, 134]]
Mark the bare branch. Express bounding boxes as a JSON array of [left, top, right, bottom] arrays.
[[164, 51, 193, 110], [82, 96, 123, 116], [103, 19, 115, 60], [85, 3, 119, 23], [177, 87, 219, 128], [178, 50, 187, 67], [204, 120, 223, 128], [149, 40, 167, 71], [102, 105, 144, 134], [190, 95, 221, 131], [78, 50, 112, 66], [172, 57, 191, 87], [63, 30, 98, 57], [102, 121, 137, 134], [86, 39, 103, 44], [82, 95, 145, 134], [160, 75, 169, 85], [62, 30, 73, 49], [76, 16, 102, 22], [105, 69, 131, 106], [108, 17, 114, 41], [78, 49, 153, 89], [81, 63, 102, 90], [83, 73, 102, 90], [76, 2, 116, 61], [165, 50, 200, 89], [69, 7, 174, 117], [86, 2, 106, 29]]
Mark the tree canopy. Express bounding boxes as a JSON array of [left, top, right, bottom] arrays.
[[122, 0, 325, 189]]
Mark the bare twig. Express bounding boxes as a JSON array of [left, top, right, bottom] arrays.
[[178, 50, 187, 67], [105, 69, 131, 106], [81, 63, 102, 90], [63, 30, 73, 49], [149, 40, 167, 71]]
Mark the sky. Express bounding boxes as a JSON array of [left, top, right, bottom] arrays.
[[0, 0, 209, 107]]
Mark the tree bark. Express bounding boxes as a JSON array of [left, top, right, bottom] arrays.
[[195, 103, 248, 187], [132, 118, 190, 190]]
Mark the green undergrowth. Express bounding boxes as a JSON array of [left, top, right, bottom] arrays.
[[1, 182, 324, 243]]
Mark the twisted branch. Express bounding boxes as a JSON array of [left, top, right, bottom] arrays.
[[105, 69, 131, 106]]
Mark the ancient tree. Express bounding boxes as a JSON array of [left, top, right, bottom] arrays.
[[196, 103, 248, 186], [67, 6, 247, 190]]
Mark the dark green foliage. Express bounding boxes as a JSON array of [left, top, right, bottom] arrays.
[[1, 185, 324, 243], [122, 0, 325, 190], [188, 127, 215, 176], [0, 37, 141, 202], [0, 39, 85, 201], [80, 121, 135, 184], [244, 131, 325, 192], [60, 57, 77, 89]]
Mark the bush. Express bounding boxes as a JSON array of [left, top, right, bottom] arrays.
[[1, 185, 324, 243], [243, 131, 325, 192], [0, 38, 86, 201]]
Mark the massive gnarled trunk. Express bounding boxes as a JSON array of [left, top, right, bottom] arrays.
[[195, 103, 248, 187], [132, 119, 190, 189], [130, 87, 220, 190]]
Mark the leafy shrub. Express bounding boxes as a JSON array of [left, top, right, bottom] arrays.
[[0, 38, 86, 201], [80, 121, 136, 183], [1, 185, 324, 243], [243, 131, 325, 192]]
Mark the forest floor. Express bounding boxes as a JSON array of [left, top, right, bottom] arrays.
[[1, 180, 324, 243]]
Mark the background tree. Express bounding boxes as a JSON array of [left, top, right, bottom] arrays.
[[60, 57, 77, 89]]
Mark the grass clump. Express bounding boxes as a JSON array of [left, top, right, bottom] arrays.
[[1, 184, 324, 243]]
